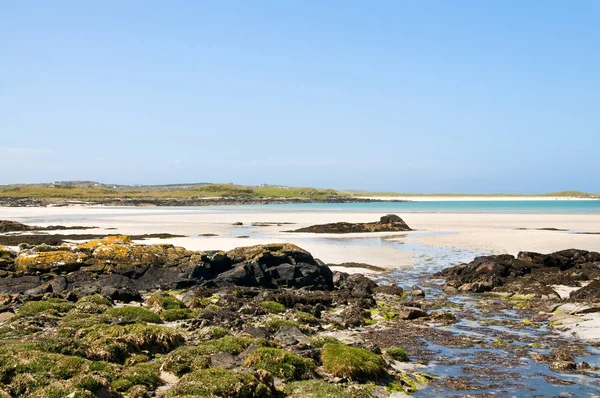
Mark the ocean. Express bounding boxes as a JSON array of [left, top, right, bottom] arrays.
[[197, 200, 600, 214]]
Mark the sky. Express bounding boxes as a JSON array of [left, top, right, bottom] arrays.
[[1, 1, 599, 193]]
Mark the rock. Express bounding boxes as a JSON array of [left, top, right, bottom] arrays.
[[232, 222, 243, 226], [274, 326, 310, 346], [209, 352, 238, 369], [242, 326, 269, 339], [568, 280, 600, 303], [100, 287, 142, 303], [213, 244, 334, 290], [15, 251, 89, 274], [0, 275, 42, 294], [340, 305, 369, 327], [0, 246, 16, 269], [332, 271, 349, 288], [0, 220, 41, 232], [49, 276, 68, 293], [338, 274, 378, 298], [438, 249, 600, 297], [375, 285, 404, 296], [399, 306, 427, 320], [411, 285, 425, 298], [288, 214, 411, 234]]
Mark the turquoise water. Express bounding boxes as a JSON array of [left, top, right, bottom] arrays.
[[195, 200, 600, 214]]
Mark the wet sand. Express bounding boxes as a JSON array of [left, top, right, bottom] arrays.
[[1, 206, 599, 269]]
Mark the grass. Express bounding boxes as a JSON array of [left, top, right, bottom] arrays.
[[308, 335, 342, 348], [111, 363, 161, 392], [0, 183, 342, 200], [259, 300, 286, 314], [321, 344, 387, 381], [146, 293, 186, 311], [386, 347, 409, 362], [19, 299, 75, 317], [243, 347, 316, 381], [284, 380, 351, 397], [162, 367, 272, 397]]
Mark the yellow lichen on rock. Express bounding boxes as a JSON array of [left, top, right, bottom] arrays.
[[78, 235, 132, 250], [15, 251, 88, 273], [92, 243, 193, 267]]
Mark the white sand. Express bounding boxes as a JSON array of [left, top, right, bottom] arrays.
[[1, 207, 599, 268]]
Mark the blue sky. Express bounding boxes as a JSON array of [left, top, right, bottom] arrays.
[[1, 1, 599, 193]]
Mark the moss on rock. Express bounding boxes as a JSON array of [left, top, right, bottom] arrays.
[[161, 367, 272, 397], [19, 298, 75, 317], [259, 300, 286, 314], [112, 363, 161, 393], [321, 344, 387, 382], [146, 293, 186, 312], [243, 347, 315, 381], [284, 380, 351, 398]]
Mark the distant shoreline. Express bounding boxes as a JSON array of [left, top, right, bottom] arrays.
[[0, 197, 409, 208], [0, 195, 597, 208]]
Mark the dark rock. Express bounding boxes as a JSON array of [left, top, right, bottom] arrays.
[[213, 244, 334, 290], [209, 352, 238, 369], [0, 275, 42, 294], [100, 287, 142, 303], [340, 305, 369, 327], [0, 220, 42, 232], [242, 326, 269, 339], [438, 249, 600, 296], [0, 246, 16, 269], [49, 276, 68, 293], [332, 271, 349, 288], [274, 326, 310, 346], [568, 280, 600, 303], [400, 306, 427, 320], [411, 285, 425, 298], [338, 274, 378, 298], [288, 214, 411, 234]]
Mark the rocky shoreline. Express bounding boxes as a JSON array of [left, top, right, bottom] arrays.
[[0, 197, 408, 208], [0, 220, 598, 397]]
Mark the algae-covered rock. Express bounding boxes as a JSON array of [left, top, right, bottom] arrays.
[[321, 344, 387, 381], [15, 251, 88, 274], [18, 298, 75, 317], [78, 235, 132, 250], [0, 246, 16, 269], [243, 347, 315, 381], [161, 367, 273, 397], [284, 380, 352, 398]]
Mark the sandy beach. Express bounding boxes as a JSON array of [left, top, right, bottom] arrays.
[[2, 206, 599, 270]]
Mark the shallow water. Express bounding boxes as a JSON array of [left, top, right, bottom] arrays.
[[364, 240, 600, 397]]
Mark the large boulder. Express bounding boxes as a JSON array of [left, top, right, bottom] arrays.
[[288, 214, 411, 234], [212, 243, 334, 290]]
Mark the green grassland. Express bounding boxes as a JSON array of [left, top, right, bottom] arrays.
[[0, 182, 594, 201], [0, 183, 341, 200]]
